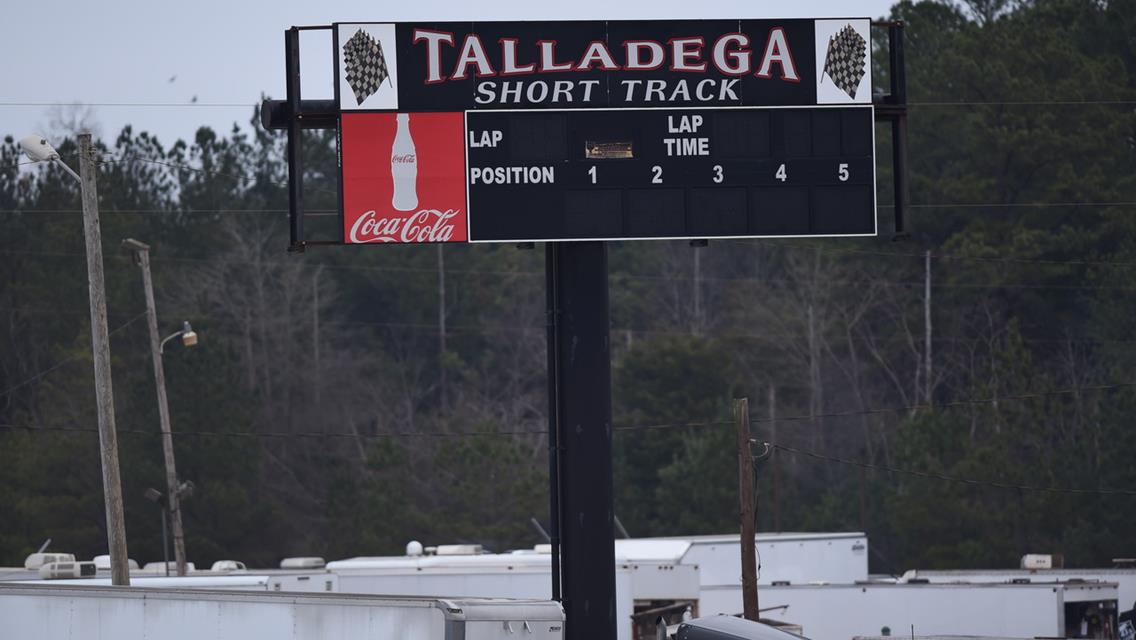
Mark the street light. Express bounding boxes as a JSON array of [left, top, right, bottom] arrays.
[[19, 135, 80, 181], [21, 133, 131, 586], [160, 321, 198, 354], [121, 238, 198, 577]]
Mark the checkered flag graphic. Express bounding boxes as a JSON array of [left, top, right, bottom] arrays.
[[822, 24, 868, 99], [342, 28, 391, 105]]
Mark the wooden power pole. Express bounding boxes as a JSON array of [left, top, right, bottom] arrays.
[[736, 397, 759, 620], [78, 134, 130, 586], [128, 242, 189, 577]]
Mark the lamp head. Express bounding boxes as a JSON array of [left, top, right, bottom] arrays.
[[143, 488, 165, 506], [121, 238, 151, 253], [19, 135, 58, 163], [176, 480, 195, 500], [181, 322, 198, 347]]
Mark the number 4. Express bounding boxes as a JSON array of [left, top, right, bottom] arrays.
[[775, 164, 787, 182]]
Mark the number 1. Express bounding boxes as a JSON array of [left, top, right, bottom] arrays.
[[588, 165, 597, 184]]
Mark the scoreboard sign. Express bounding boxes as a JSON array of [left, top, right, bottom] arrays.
[[334, 19, 875, 244]]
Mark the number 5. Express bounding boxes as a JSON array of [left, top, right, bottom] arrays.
[[838, 163, 849, 182]]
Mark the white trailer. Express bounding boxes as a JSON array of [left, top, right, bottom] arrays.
[[0, 583, 564, 640], [744, 581, 1118, 640], [902, 568, 1136, 613], [9, 572, 340, 593], [618, 532, 869, 591], [328, 555, 620, 640], [327, 549, 700, 640]]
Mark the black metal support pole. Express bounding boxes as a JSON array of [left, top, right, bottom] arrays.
[[548, 241, 617, 640], [545, 243, 562, 602], [888, 23, 907, 105], [160, 507, 170, 577], [888, 23, 910, 239], [284, 27, 305, 252], [891, 116, 910, 238]]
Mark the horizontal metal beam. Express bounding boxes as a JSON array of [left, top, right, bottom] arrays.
[[261, 99, 338, 131], [873, 103, 908, 119]]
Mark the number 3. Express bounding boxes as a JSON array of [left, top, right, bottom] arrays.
[[713, 165, 724, 183], [838, 163, 849, 182]]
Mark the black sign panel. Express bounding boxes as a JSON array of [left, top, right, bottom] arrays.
[[334, 19, 872, 112], [465, 106, 876, 242], [333, 19, 876, 244]]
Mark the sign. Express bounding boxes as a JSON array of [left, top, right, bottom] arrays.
[[340, 112, 468, 243], [466, 106, 875, 242], [334, 19, 875, 244]]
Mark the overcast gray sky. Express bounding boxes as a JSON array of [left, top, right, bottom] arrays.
[[3, 0, 898, 147]]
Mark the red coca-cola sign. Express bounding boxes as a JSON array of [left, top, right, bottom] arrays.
[[341, 112, 468, 243]]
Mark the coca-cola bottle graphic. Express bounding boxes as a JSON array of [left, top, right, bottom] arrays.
[[391, 113, 419, 212]]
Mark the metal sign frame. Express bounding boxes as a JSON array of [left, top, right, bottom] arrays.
[[262, 22, 908, 640]]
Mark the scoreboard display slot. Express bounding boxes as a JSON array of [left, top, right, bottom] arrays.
[[465, 106, 876, 242]]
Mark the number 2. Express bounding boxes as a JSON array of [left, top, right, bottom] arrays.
[[775, 164, 787, 182], [652, 165, 663, 184], [588, 165, 597, 184], [713, 165, 724, 183], [838, 163, 849, 182]]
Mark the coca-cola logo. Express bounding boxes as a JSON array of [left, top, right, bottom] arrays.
[[392, 154, 416, 164], [349, 208, 462, 243]]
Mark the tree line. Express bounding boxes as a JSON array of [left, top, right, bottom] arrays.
[[1, 0, 1135, 571]]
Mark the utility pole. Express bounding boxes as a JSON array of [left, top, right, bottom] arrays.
[[125, 240, 188, 577], [924, 250, 932, 404], [78, 134, 130, 586], [736, 397, 758, 621], [769, 384, 781, 532]]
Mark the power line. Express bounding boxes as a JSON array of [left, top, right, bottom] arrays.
[[6, 381, 1134, 439], [0, 248, 547, 278], [20, 151, 340, 202], [0, 102, 258, 108], [0, 423, 544, 439], [6, 419, 1136, 498], [2, 99, 1135, 108], [747, 382, 1136, 426], [0, 311, 148, 398], [885, 202, 1136, 209], [0, 209, 336, 216], [0, 419, 724, 440], [908, 100, 1136, 107], [9, 303, 1133, 345], [768, 442, 1136, 496], [9, 237, 1136, 274], [785, 245, 1136, 269]]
